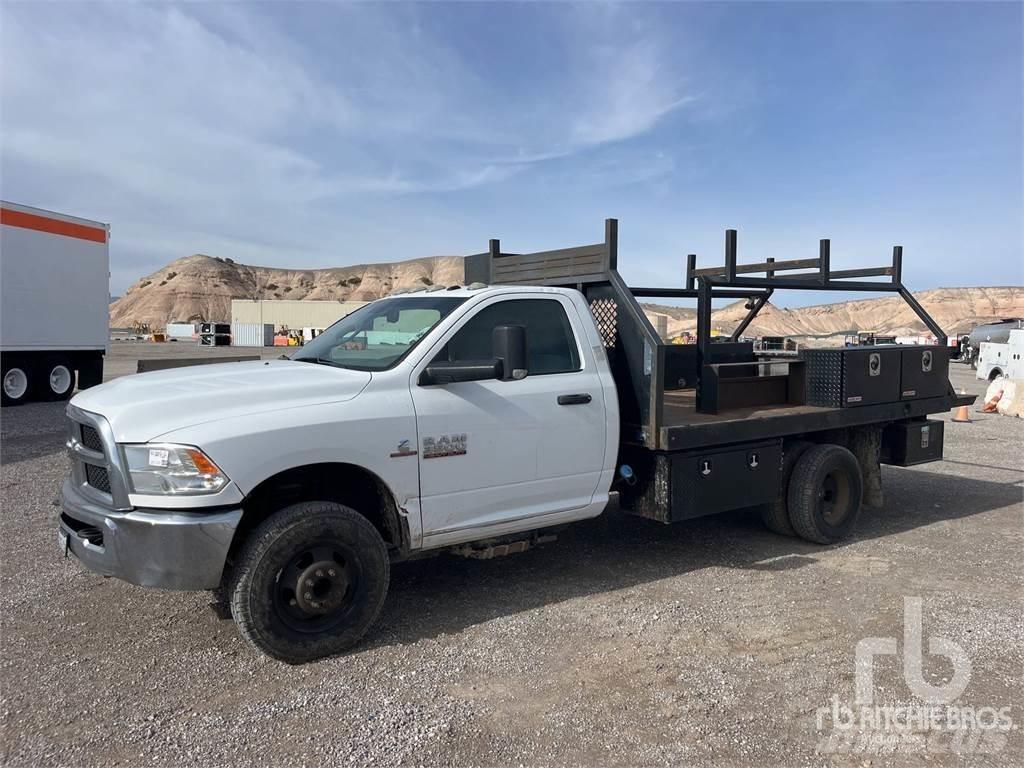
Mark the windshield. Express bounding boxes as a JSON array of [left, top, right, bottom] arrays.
[[292, 296, 466, 371]]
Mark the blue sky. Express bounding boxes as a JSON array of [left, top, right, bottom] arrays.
[[2, 1, 1021, 303]]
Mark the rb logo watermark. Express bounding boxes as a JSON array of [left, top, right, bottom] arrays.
[[815, 597, 1014, 755]]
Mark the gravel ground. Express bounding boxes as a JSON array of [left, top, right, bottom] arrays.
[[1, 356, 1021, 766]]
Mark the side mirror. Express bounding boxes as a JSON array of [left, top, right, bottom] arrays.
[[493, 325, 528, 381]]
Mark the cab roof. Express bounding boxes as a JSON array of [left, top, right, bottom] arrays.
[[389, 284, 575, 299]]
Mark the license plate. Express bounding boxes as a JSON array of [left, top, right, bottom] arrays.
[[58, 529, 69, 556]]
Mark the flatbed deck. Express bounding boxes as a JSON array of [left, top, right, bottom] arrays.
[[657, 390, 969, 450]]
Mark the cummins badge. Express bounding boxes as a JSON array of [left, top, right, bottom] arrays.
[[423, 434, 468, 459]]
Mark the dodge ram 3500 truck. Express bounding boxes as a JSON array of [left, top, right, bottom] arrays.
[[59, 220, 973, 663]]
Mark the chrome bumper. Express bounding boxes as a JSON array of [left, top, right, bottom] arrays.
[[59, 475, 242, 590]]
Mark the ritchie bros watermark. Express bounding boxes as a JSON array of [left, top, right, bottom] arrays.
[[814, 597, 1016, 755]]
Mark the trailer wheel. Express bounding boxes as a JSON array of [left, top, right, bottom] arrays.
[[42, 360, 76, 401], [787, 444, 863, 544], [759, 440, 812, 536], [2, 360, 33, 406], [228, 501, 389, 664]]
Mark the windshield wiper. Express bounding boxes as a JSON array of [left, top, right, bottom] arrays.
[[292, 356, 337, 366]]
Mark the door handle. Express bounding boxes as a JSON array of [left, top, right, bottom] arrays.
[[557, 393, 592, 405]]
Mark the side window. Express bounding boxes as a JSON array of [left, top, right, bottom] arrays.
[[442, 299, 581, 375]]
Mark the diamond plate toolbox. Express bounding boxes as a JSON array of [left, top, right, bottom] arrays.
[[799, 347, 901, 407]]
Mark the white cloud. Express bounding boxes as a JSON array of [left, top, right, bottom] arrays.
[[0, 2, 695, 290]]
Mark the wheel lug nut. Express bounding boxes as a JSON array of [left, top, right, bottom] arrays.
[[315, 569, 324, 577], [304, 592, 312, 600], [328, 569, 336, 577], [305, 579, 314, 587]]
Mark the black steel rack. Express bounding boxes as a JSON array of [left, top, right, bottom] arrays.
[[465, 219, 962, 451]]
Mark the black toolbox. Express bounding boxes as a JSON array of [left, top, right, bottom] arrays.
[[899, 345, 949, 400], [663, 341, 754, 390], [880, 419, 944, 466], [800, 347, 901, 407]]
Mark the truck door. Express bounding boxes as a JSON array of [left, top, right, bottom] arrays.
[[410, 294, 608, 544]]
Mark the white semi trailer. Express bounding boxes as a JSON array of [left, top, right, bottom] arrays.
[[1, 201, 110, 405]]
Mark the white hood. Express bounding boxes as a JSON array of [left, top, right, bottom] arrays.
[[71, 360, 371, 443]]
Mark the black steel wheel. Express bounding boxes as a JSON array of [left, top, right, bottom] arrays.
[[787, 444, 863, 544], [229, 501, 389, 663], [759, 439, 812, 536]]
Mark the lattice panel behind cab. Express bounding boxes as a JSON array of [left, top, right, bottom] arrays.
[[589, 297, 618, 349]]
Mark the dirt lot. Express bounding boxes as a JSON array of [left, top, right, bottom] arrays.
[[1, 350, 1021, 766]]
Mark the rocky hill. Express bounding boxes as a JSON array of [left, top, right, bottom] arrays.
[[658, 287, 1024, 339], [110, 253, 1022, 340], [109, 253, 464, 328]]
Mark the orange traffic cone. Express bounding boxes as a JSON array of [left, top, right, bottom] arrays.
[[952, 388, 972, 423]]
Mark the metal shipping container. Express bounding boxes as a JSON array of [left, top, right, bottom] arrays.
[[165, 322, 196, 340], [232, 323, 275, 347]]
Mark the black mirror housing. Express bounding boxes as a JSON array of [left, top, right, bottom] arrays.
[[493, 325, 527, 381]]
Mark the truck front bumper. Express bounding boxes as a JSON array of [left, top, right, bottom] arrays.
[[59, 475, 243, 590]]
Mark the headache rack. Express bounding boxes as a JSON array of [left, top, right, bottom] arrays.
[[464, 219, 954, 451]]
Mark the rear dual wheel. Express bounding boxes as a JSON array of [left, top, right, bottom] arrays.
[[759, 442, 863, 544], [787, 444, 863, 544], [759, 440, 812, 537]]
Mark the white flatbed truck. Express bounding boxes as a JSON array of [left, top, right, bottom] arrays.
[[58, 219, 971, 663], [1, 201, 109, 405]]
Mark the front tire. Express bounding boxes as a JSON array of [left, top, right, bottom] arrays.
[[229, 501, 390, 664], [787, 444, 863, 544]]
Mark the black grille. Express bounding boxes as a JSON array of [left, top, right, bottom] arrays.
[[85, 464, 111, 493], [589, 298, 618, 348], [80, 425, 104, 453]]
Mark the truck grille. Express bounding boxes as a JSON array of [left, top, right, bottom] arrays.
[[85, 464, 111, 493], [80, 425, 104, 453], [67, 405, 128, 509]]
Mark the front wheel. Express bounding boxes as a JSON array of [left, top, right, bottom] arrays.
[[229, 501, 390, 663]]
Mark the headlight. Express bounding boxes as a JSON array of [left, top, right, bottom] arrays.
[[122, 444, 229, 495]]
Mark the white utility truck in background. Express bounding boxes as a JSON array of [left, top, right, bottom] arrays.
[[58, 219, 969, 663], [1, 201, 110, 405], [976, 328, 1024, 382]]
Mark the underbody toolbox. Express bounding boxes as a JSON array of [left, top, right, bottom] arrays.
[[880, 419, 944, 466], [623, 440, 782, 522], [801, 347, 901, 407]]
